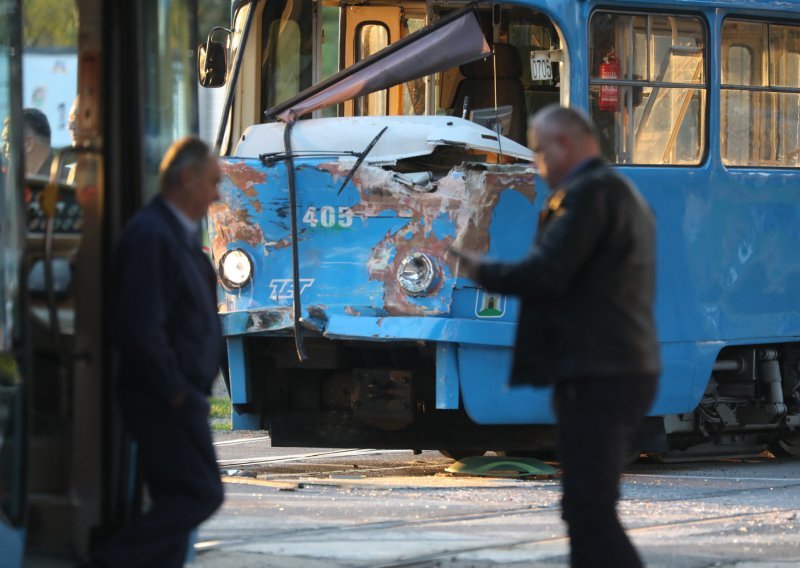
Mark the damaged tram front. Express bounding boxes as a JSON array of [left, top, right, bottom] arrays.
[[204, 2, 558, 453], [201, 0, 800, 460]]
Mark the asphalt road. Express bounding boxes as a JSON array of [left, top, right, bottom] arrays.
[[195, 431, 800, 567]]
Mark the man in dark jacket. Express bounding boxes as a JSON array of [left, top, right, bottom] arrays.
[[96, 137, 224, 567], [2, 108, 53, 176], [456, 105, 660, 568]]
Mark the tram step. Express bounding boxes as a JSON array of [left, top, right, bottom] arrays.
[[25, 493, 76, 552], [28, 434, 67, 493]]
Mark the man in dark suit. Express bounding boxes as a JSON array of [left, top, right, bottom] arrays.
[[96, 137, 224, 567], [2, 108, 53, 177], [455, 105, 660, 568]]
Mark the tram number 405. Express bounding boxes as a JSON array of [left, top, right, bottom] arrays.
[[302, 206, 354, 228]]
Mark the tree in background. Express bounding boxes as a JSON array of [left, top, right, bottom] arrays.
[[198, 1, 230, 39], [24, 0, 229, 49], [23, 0, 77, 48]]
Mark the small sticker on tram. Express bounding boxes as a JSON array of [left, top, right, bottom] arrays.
[[475, 291, 506, 318]]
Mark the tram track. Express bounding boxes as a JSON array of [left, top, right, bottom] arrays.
[[369, 505, 800, 568], [210, 441, 800, 565], [205, 476, 800, 558]]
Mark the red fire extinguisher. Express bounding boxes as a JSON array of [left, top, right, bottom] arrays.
[[598, 52, 620, 112]]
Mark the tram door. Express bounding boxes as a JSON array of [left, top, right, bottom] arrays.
[[342, 5, 403, 116], [0, 0, 200, 564]]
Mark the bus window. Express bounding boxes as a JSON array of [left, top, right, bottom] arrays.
[[354, 23, 390, 116], [722, 20, 800, 167], [140, 0, 197, 198], [589, 12, 707, 165]]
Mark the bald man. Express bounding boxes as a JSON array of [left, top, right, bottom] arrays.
[[95, 137, 224, 568], [455, 105, 660, 568]]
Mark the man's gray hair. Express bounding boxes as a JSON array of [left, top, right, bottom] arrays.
[[529, 104, 599, 142], [159, 136, 212, 193]]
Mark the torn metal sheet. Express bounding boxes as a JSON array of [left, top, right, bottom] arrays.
[[234, 116, 534, 164], [209, 118, 537, 338]]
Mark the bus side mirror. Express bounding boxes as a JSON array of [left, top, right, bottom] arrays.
[[198, 40, 228, 88]]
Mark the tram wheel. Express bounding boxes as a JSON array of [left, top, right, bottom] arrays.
[[624, 449, 643, 465], [770, 433, 800, 457], [438, 449, 486, 461]]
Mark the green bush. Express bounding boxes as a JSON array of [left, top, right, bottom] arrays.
[[208, 396, 231, 431]]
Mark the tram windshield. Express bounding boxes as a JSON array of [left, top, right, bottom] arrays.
[[214, 2, 566, 151]]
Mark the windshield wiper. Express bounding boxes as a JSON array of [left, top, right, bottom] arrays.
[[337, 126, 388, 195], [259, 150, 358, 167]]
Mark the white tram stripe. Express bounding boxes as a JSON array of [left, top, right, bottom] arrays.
[[217, 448, 408, 467], [625, 472, 800, 483], [213, 435, 270, 446]]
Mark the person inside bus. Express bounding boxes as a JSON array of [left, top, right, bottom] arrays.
[[65, 95, 79, 184], [453, 105, 660, 568], [1, 108, 53, 177], [67, 95, 79, 147], [90, 137, 224, 568]]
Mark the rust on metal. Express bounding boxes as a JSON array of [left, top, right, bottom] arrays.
[[320, 161, 536, 315]]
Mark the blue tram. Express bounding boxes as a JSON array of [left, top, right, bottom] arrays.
[[202, 0, 800, 458]]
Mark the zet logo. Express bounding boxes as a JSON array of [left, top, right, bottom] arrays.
[[475, 291, 506, 318], [268, 278, 315, 301]]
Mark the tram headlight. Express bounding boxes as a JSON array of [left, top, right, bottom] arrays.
[[397, 252, 437, 296], [219, 249, 253, 288]]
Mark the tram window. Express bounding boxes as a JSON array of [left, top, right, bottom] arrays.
[[354, 23, 390, 116], [723, 45, 754, 165], [261, 1, 314, 118], [402, 17, 426, 116], [722, 20, 800, 167], [437, 5, 561, 145], [770, 25, 800, 88], [508, 15, 561, 117], [589, 12, 707, 165]]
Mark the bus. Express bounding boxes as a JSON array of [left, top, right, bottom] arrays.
[[1, 0, 203, 563], [203, 0, 800, 461]]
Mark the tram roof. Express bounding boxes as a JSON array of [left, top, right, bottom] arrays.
[[590, 0, 800, 12]]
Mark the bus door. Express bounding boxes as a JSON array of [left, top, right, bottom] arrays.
[[0, 0, 201, 564], [0, 1, 26, 565], [342, 5, 403, 116]]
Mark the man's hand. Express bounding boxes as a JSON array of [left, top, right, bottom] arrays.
[[169, 388, 188, 409], [449, 247, 482, 281]]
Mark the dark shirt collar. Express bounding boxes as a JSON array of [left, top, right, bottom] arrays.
[[555, 157, 605, 189], [36, 150, 54, 177], [162, 197, 200, 244]]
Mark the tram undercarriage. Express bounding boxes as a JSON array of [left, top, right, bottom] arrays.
[[657, 345, 800, 460], [235, 337, 556, 455], [235, 338, 800, 460]]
